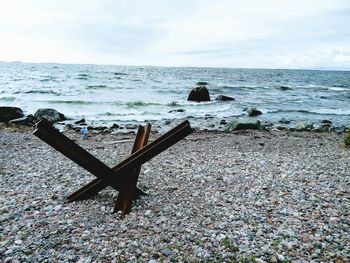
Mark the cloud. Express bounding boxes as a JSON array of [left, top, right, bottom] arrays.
[[0, 0, 349, 69]]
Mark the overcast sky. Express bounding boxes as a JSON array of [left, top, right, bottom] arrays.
[[0, 0, 349, 69]]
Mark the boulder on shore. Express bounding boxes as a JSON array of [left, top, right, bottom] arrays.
[[9, 115, 37, 126], [187, 86, 210, 102], [215, 95, 235, 101], [225, 118, 261, 131], [247, 108, 262, 117], [0, 106, 24, 122], [34, 108, 66, 124]]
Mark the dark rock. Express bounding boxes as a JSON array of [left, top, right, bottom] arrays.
[[279, 118, 291, 124], [279, 85, 289, 91], [75, 118, 86, 124], [89, 126, 108, 131], [164, 120, 171, 125], [34, 108, 66, 124], [247, 108, 262, 117], [125, 124, 138, 130], [187, 86, 210, 102], [196, 81, 208, 86], [321, 119, 332, 125], [215, 95, 235, 101], [9, 115, 36, 126], [0, 106, 24, 122], [225, 118, 261, 131], [220, 119, 227, 125], [169, 109, 186, 113], [110, 123, 120, 129]]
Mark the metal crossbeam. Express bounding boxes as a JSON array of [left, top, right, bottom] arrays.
[[33, 119, 193, 217]]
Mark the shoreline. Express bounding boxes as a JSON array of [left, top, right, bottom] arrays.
[[1, 128, 349, 261]]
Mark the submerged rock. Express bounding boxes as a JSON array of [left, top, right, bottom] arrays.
[[187, 86, 210, 102], [215, 95, 235, 101], [225, 118, 261, 131], [0, 106, 24, 122], [9, 115, 36, 126], [196, 81, 208, 86], [247, 108, 262, 117], [34, 108, 66, 124]]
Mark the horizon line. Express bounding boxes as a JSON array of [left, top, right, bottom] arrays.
[[1, 60, 349, 72]]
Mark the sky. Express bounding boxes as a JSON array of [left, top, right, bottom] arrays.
[[0, 0, 349, 69]]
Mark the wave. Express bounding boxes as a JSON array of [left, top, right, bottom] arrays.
[[328, 87, 349, 91], [76, 73, 91, 80], [113, 72, 128, 76], [44, 100, 95, 105], [86, 85, 108, 89], [126, 101, 161, 108], [268, 109, 350, 116], [0, 96, 16, 101], [24, 90, 61, 95]]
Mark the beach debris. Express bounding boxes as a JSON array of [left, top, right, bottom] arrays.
[[0, 106, 24, 122], [225, 118, 261, 131], [33, 119, 193, 218], [215, 95, 235, 101], [34, 108, 66, 124], [188, 86, 210, 102], [247, 108, 263, 117]]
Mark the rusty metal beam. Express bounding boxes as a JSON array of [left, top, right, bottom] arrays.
[[33, 119, 127, 192], [114, 123, 151, 217]]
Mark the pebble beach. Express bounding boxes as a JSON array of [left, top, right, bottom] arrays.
[[0, 125, 349, 262]]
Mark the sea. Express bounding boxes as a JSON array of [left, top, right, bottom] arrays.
[[0, 62, 349, 128]]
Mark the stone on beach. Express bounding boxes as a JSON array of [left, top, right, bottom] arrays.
[[34, 108, 66, 124], [0, 106, 24, 122], [187, 86, 210, 102], [225, 118, 261, 131], [9, 115, 37, 126]]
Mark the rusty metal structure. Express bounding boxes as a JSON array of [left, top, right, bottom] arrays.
[[33, 119, 193, 217]]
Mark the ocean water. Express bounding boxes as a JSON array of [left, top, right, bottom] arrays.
[[0, 62, 349, 127]]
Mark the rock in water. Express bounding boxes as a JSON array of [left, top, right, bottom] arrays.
[[187, 86, 210, 102], [225, 118, 261, 131], [215, 95, 235, 101], [0, 106, 24, 122], [34, 108, 66, 124], [247, 108, 262, 117]]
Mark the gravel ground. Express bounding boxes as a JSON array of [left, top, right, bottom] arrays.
[[0, 126, 349, 262]]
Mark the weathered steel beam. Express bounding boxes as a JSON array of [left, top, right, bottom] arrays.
[[114, 123, 151, 217], [33, 119, 126, 192]]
